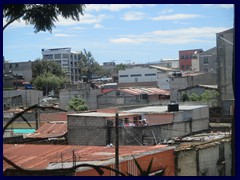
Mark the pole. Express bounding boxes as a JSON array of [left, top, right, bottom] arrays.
[[115, 113, 119, 176]]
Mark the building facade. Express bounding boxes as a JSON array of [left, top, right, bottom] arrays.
[[179, 49, 203, 71], [216, 28, 234, 115], [118, 65, 174, 90], [42, 48, 81, 83]]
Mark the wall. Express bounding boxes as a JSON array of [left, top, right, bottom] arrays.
[[175, 139, 231, 176], [67, 115, 109, 145], [3, 90, 43, 107], [59, 84, 101, 110], [76, 148, 175, 176]]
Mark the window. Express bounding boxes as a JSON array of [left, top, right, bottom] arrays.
[[145, 73, 156, 76], [181, 55, 184, 59], [130, 74, 141, 77], [186, 65, 189, 70], [62, 54, 69, 59], [185, 55, 189, 59], [181, 65, 184, 70], [54, 54, 61, 59], [140, 94, 148, 100], [43, 54, 53, 59], [120, 75, 128, 77], [204, 58, 208, 64]]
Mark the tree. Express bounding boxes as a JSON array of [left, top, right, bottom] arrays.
[[78, 49, 105, 80], [115, 63, 127, 73], [32, 59, 66, 79], [3, 4, 85, 32], [33, 72, 69, 96], [68, 97, 88, 111]]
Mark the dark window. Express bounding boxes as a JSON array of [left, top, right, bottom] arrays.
[[186, 65, 189, 70], [204, 58, 208, 64], [181, 65, 184, 70], [54, 54, 61, 59], [140, 94, 148, 100], [130, 74, 141, 77], [181, 55, 184, 59], [145, 73, 156, 76], [120, 75, 128, 77], [185, 55, 189, 59]]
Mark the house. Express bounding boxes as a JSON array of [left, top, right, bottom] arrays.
[[192, 47, 217, 73], [3, 144, 175, 176], [216, 28, 234, 115], [97, 87, 170, 109], [179, 49, 203, 71], [118, 65, 174, 90], [67, 105, 209, 146], [175, 134, 231, 176], [169, 72, 217, 102]]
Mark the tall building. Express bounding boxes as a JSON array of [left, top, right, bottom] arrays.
[[42, 48, 81, 83], [179, 49, 203, 71]]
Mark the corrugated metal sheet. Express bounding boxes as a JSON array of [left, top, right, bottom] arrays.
[[3, 144, 169, 170], [40, 112, 68, 122], [25, 122, 67, 139], [119, 87, 170, 96]]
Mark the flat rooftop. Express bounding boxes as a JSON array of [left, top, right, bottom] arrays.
[[123, 105, 208, 114], [67, 112, 137, 118]]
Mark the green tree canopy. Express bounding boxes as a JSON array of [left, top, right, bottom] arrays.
[[33, 72, 69, 96], [3, 4, 85, 32], [78, 49, 109, 79], [115, 63, 127, 73], [32, 59, 65, 79], [68, 97, 88, 111]]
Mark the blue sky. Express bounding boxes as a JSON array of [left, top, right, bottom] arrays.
[[3, 4, 234, 64]]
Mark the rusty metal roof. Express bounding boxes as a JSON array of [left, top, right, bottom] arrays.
[[3, 144, 170, 171], [118, 87, 170, 96], [25, 122, 67, 139], [40, 112, 68, 122]]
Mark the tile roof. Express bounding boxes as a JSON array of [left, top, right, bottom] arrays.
[[3, 144, 170, 171], [25, 122, 67, 139]]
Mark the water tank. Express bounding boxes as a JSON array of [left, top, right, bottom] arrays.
[[168, 102, 179, 112]]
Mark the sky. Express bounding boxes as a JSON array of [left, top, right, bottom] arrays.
[[3, 4, 234, 65]]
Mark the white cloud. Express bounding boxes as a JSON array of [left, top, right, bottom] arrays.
[[159, 9, 174, 14], [93, 24, 104, 28], [85, 4, 156, 12], [110, 27, 229, 44], [202, 4, 234, 9], [110, 38, 141, 44], [54, 33, 76, 37], [152, 13, 203, 21], [121, 11, 146, 21]]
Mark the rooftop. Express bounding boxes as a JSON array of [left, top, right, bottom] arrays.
[[68, 112, 137, 118], [3, 144, 171, 170]]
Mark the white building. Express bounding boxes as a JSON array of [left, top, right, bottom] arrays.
[[118, 65, 174, 90], [42, 47, 81, 83]]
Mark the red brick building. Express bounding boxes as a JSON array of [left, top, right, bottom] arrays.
[[179, 49, 203, 71]]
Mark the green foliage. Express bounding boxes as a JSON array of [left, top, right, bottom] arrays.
[[115, 63, 127, 72], [3, 4, 85, 32], [68, 97, 88, 111], [182, 90, 219, 102], [32, 59, 66, 79], [78, 49, 109, 79], [33, 72, 69, 96]]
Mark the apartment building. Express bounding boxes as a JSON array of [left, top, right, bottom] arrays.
[[42, 47, 81, 83]]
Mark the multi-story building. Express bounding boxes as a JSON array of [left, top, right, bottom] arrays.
[[192, 47, 217, 73], [216, 28, 234, 115], [42, 48, 81, 83], [179, 49, 203, 71]]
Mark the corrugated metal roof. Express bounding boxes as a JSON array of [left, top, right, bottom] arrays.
[[40, 112, 68, 122], [119, 87, 170, 96], [3, 144, 169, 170], [25, 122, 67, 139]]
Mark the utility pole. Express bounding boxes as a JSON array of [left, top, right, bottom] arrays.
[[115, 113, 119, 176]]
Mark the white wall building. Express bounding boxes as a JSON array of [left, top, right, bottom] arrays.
[[42, 47, 81, 83], [118, 65, 174, 90]]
